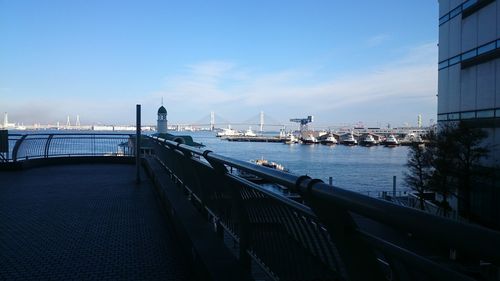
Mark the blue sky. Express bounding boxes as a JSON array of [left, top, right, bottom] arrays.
[[0, 0, 439, 127]]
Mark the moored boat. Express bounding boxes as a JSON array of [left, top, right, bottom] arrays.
[[360, 134, 377, 146], [238, 158, 289, 183], [341, 133, 358, 146], [384, 134, 399, 147], [302, 134, 319, 144], [216, 125, 242, 137], [321, 134, 338, 145], [244, 126, 257, 137]]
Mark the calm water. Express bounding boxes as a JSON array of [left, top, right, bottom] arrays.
[[9, 130, 410, 194], [170, 131, 410, 194]]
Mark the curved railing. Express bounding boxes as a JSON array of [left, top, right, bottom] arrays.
[[1, 133, 134, 162], [149, 136, 500, 281]]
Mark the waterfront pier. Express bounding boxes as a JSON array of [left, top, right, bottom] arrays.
[[1, 132, 500, 281]]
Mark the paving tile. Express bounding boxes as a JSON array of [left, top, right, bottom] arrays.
[[0, 164, 189, 281]]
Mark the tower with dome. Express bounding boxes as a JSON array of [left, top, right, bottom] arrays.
[[157, 103, 168, 134]]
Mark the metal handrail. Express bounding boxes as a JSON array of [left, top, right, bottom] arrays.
[[3, 133, 135, 162], [151, 136, 500, 281]]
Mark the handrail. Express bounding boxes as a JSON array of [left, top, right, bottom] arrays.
[[150, 135, 500, 281], [3, 133, 135, 162], [153, 136, 500, 263], [296, 179, 500, 264]]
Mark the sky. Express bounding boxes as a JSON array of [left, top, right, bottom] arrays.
[[0, 0, 439, 127]]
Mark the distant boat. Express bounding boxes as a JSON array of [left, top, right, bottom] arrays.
[[341, 133, 357, 146], [216, 125, 242, 137], [243, 126, 257, 137], [302, 134, 319, 144], [321, 134, 338, 145], [384, 134, 399, 147], [253, 158, 289, 172], [285, 134, 299, 144], [238, 158, 289, 183], [360, 134, 377, 146]]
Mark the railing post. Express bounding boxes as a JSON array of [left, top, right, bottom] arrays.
[[0, 130, 8, 161], [12, 134, 27, 162], [136, 104, 141, 184], [44, 134, 54, 158], [393, 175, 397, 198]]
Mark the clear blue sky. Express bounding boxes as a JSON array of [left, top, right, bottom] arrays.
[[0, 0, 438, 127]]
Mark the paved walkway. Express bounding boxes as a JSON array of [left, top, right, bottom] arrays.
[[0, 164, 189, 280]]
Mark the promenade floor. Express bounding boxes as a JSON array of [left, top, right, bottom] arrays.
[[0, 164, 189, 280]]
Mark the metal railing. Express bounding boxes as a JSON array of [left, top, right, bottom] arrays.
[[0, 133, 134, 162], [150, 136, 500, 281]]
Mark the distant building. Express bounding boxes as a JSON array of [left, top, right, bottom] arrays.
[[157, 105, 168, 134], [438, 0, 499, 226]]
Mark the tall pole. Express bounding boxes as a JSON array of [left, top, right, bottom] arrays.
[[210, 111, 215, 131], [136, 104, 141, 184], [392, 176, 396, 198]]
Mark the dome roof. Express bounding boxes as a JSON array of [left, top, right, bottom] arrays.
[[158, 106, 167, 114]]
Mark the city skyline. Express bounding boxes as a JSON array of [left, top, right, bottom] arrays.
[[1, 1, 438, 126]]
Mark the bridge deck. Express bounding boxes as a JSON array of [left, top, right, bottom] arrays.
[[0, 164, 190, 280]]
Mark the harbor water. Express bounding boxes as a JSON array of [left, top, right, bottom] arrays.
[[171, 131, 410, 195], [9, 130, 410, 195]]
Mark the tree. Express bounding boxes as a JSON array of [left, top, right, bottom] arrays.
[[424, 122, 490, 219], [450, 122, 489, 219], [405, 143, 433, 210], [426, 126, 455, 216]]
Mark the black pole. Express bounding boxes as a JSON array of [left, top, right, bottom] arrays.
[[136, 104, 141, 183]]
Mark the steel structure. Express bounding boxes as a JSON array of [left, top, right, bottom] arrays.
[[290, 115, 313, 132]]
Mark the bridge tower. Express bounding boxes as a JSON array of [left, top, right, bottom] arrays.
[[259, 111, 264, 133], [3, 112, 7, 128], [66, 115, 71, 127], [210, 111, 215, 131], [76, 115, 81, 127], [157, 100, 168, 134]]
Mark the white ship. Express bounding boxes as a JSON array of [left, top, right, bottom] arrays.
[[321, 134, 338, 145], [384, 135, 399, 147], [360, 134, 377, 146], [302, 134, 319, 144], [341, 133, 357, 146], [216, 125, 242, 137], [243, 127, 257, 137]]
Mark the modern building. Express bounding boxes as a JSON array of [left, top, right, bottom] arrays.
[[157, 105, 168, 134], [438, 0, 500, 227]]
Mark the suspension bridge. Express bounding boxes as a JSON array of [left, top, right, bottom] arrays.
[[170, 111, 287, 131]]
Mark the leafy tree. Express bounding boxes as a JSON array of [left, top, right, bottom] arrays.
[[405, 143, 432, 210]]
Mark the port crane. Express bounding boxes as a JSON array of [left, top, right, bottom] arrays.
[[290, 115, 313, 132]]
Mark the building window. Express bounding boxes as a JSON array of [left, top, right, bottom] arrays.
[[438, 114, 448, 121], [449, 55, 461, 66], [449, 113, 460, 120], [477, 110, 495, 118], [439, 39, 500, 70], [462, 49, 477, 60], [450, 6, 462, 18], [438, 61, 449, 70], [439, 14, 449, 25], [496, 109, 500, 118], [462, 0, 477, 10], [460, 111, 476, 119], [478, 42, 496, 55]]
